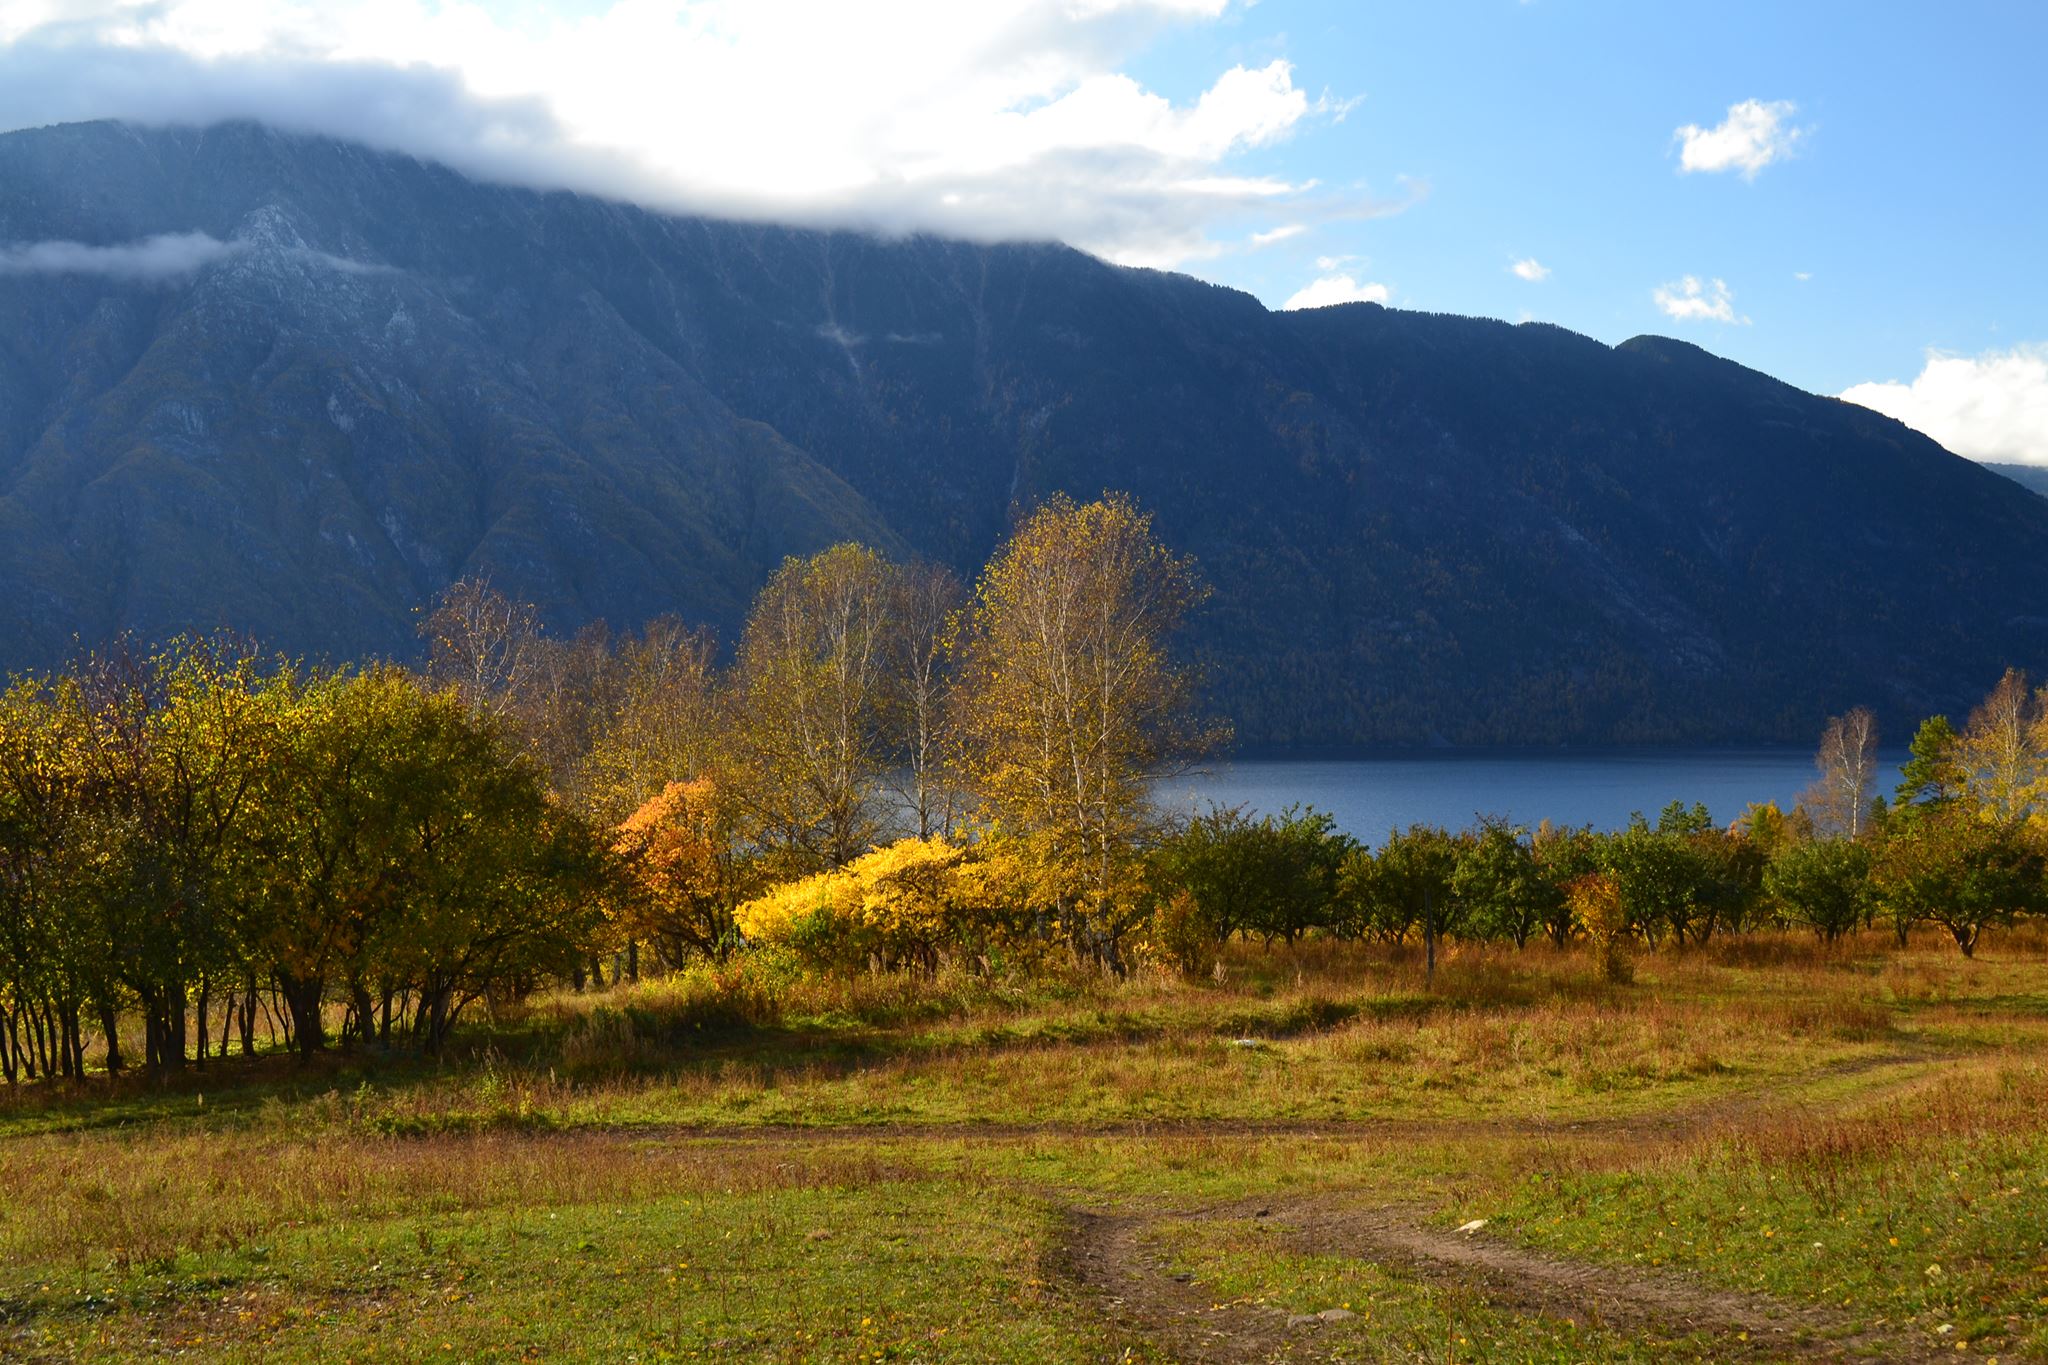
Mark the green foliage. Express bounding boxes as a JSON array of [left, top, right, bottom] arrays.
[[1894, 715, 1963, 817], [0, 642, 610, 1075], [1152, 804, 1351, 946], [1872, 809, 2047, 956], [1359, 825, 1464, 976], [1452, 820, 1558, 949], [1763, 839, 1873, 942]]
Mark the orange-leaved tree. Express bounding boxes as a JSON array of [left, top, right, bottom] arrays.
[[612, 778, 752, 965]]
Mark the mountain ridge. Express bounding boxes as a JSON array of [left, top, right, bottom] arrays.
[[3, 119, 2046, 745]]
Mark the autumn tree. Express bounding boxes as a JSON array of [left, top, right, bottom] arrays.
[[1955, 669, 2045, 823], [1565, 872, 1633, 983], [883, 560, 966, 839], [953, 494, 1217, 972], [1801, 707, 1880, 839], [736, 835, 980, 974], [252, 665, 604, 1056], [612, 779, 753, 965], [731, 544, 895, 872], [68, 637, 282, 1073], [418, 577, 543, 721], [0, 676, 113, 1080], [580, 619, 722, 824], [1530, 822, 1603, 947]]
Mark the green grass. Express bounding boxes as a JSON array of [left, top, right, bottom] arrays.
[[5, 1178, 1129, 1363], [3, 930, 2046, 1361]]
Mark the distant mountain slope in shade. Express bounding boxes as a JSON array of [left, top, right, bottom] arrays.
[[1987, 463, 2048, 499], [3, 120, 2047, 745]]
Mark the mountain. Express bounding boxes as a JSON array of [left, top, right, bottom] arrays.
[[1988, 463, 2048, 500], [3, 120, 2046, 746]]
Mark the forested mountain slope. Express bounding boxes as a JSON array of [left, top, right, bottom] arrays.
[[3, 120, 2045, 744]]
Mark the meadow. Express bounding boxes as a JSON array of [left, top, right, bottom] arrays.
[[4, 927, 2043, 1364]]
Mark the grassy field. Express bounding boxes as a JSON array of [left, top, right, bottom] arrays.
[[3, 929, 2045, 1363]]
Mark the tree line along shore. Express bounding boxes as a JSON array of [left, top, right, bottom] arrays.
[[2, 491, 2045, 1084]]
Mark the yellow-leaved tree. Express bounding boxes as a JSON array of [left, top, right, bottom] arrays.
[[1955, 668, 2048, 826], [730, 544, 894, 872], [952, 493, 1219, 974]]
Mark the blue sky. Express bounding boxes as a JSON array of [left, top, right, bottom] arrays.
[[2, 0, 2042, 461], [1149, 2, 2046, 400]]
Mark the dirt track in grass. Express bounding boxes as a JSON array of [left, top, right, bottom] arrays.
[[1052, 1196, 1952, 1364]]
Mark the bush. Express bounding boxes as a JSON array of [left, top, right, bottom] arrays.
[[1150, 889, 1221, 980]]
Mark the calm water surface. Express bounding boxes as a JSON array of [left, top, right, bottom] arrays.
[[1158, 750, 1909, 842]]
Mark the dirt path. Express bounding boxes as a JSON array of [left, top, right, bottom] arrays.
[[1055, 1207, 1312, 1365], [1053, 1195, 1951, 1364], [1268, 1198, 1946, 1362]]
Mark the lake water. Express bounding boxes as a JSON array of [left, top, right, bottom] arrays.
[[1156, 750, 1911, 841]]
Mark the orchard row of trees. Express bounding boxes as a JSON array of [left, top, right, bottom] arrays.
[[718, 677, 2048, 983], [0, 495, 1211, 1076], [1144, 677, 2048, 980]]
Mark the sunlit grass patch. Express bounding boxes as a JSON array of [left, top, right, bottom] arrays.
[[1476, 1056, 2048, 1359]]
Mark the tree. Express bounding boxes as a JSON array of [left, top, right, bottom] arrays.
[[1894, 715, 1963, 817], [1453, 819, 1557, 949], [952, 493, 1218, 972], [0, 675, 114, 1080], [69, 636, 281, 1073], [736, 835, 981, 974], [1365, 825, 1463, 979], [580, 619, 722, 824], [1801, 707, 1880, 839], [1602, 819, 1721, 947], [883, 560, 966, 840], [1154, 804, 1349, 946], [1955, 669, 2044, 823], [1565, 873, 1633, 983], [1872, 807, 2046, 956], [418, 577, 543, 721], [1531, 822, 1602, 947], [252, 666, 604, 1056], [612, 779, 753, 965], [731, 544, 895, 872], [1763, 839, 1873, 942]]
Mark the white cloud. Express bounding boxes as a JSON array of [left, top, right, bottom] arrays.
[[0, 0, 1387, 269], [1840, 346, 2048, 466], [1281, 273, 1389, 310], [1510, 256, 1549, 282], [0, 231, 235, 279], [0, 229, 388, 281], [1674, 99, 1804, 179], [1653, 275, 1746, 325], [1794, 271, 1812, 282], [1250, 223, 1306, 247]]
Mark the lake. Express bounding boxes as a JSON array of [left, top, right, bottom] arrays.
[[1156, 749, 1911, 841]]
